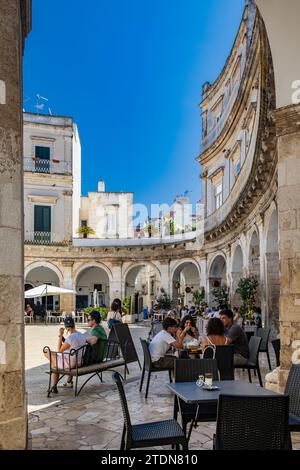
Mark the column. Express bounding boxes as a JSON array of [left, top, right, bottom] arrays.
[[109, 263, 122, 305], [159, 262, 170, 297], [60, 261, 75, 312], [273, 104, 300, 390], [0, 0, 30, 450], [257, 216, 267, 325]]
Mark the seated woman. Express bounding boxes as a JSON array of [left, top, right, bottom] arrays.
[[107, 299, 126, 329], [43, 316, 86, 392], [25, 303, 33, 317], [202, 317, 228, 352], [177, 315, 200, 346]]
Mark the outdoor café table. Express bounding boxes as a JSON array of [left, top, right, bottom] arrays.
[[167, 380, 281, 442]]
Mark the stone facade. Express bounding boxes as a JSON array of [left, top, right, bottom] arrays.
[[0, 0, 31, 450], [24, 2, 281, 333]]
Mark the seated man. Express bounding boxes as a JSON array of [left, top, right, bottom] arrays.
[[86, 310, 108, 363], [220, 308, 249, 366], [43, 316, 87, 391], [148, 317, 183, 369]]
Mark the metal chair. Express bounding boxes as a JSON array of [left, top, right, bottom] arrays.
[[257, 327, 272, 370], [139, 339, 172, 399], [272, 338, 281, 368], [214, 394, 291, 450], [173, 359, 219, 439], [113, 372, 188, 450], [234, 336, 263, 387], [285, 364, 300, 432]]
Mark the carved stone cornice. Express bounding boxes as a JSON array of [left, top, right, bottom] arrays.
[[204, 14, 277, 243], [272, 104, 300, 137]]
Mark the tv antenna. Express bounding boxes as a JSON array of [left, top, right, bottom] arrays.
[[35, 94, 48, 112]]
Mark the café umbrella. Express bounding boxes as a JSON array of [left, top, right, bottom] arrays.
[[25, 284, 77, 312]]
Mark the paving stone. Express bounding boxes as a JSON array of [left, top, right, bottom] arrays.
[[26, 325, 300, 451]]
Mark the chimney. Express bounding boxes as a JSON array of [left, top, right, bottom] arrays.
[[98, 180, 105, 192]]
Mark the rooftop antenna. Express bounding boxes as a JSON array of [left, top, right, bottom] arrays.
[[35, 94, 48, 112]]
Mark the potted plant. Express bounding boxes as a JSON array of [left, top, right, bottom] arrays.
[[192, 287, 205, 308], [236, 276, 259, 319], [212, 286, 229, 306], [76, 226, 96, 238], [156, 293, 171, 310]]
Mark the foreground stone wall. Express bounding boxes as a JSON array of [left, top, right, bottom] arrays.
[[0, 0, 30, 450]]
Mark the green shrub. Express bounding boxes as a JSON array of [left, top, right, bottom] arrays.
[[83, 306, 109, 321]]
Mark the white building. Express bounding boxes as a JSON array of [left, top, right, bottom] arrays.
[[24, 112, 81, 245], [79, 180, 134, 239]]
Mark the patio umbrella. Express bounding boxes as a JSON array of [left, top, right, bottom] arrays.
[[25, 284, 77, 312]]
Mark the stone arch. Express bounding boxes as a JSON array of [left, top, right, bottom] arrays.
[[25, 261, 63, 286], [74, 262, 113, 285], [74, 262, 112, 309], [171, 259, 201, 308], [123, 262, 161, 317], [208, 254, 228, 306], [265, 207, 279, 332], [231, 244, 244, 307], [25, 262, 63, 311]]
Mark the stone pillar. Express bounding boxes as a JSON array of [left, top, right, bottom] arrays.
[[0, 0, 30, 450], [60, 261, 75, 313], [272, 104, 300, 390], [109, 263, 122, 305], [257, 216, 267, 324], [159, 261, 170, 297]]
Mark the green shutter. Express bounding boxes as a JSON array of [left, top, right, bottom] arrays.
[[34, 206, 51, 232], [35, 146, 50, 160]]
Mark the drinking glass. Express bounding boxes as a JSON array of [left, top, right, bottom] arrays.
[[205, 373, 213, 388]]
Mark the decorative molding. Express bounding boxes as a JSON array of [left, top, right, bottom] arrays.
[[27, 195, 58, 205], [272, 104, 300, 137], [203, 15, 277, 242], [30, 136, 56, 143]]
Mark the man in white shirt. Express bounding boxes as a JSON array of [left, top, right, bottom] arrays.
[[148, 317, 183, 369]]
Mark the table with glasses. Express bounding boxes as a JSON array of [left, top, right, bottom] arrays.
[[167, 380, 281, 441]]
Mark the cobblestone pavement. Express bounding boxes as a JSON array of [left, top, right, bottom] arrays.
[[25, 324, 300, 450]]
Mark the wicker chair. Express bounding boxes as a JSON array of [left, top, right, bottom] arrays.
[[272, 338, 281, 368], [234, 336, 263, 387], [112, 372, 188, 450], [139, 339, 172, 399], [203, 345, 234, 381], [173, 359, 219, 439], [214, 394, 292, 450], [285, 364, 300, 432], [257, 327, 272, 370]]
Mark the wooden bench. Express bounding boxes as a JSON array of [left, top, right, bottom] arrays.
[[44, 339, 126, 397]]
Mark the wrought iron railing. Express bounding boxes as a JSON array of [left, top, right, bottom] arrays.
[[24, 231, 69, 246], [24, 158, 72, 175]]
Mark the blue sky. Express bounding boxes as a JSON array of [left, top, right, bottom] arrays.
[[24, 0, 244, 212]]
